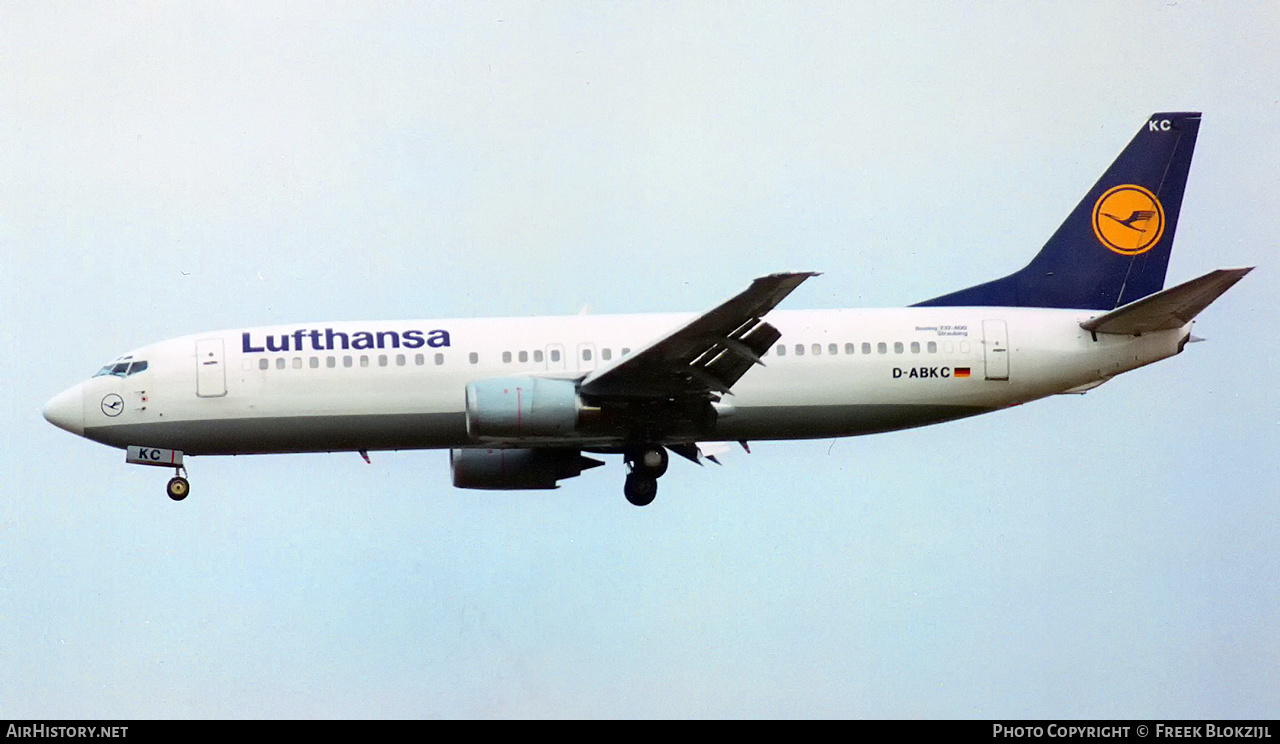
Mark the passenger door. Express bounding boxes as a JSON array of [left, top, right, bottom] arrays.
[[982, 320, 1009, 381], [196, 338, 227, 397]]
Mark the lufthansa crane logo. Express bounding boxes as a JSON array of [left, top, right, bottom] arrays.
[[1092, 184, 1165, 256], [101, 393, 124, 417]]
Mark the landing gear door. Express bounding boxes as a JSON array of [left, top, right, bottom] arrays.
[[196, 338, 227, 397], [983, 319, 1009, 381]]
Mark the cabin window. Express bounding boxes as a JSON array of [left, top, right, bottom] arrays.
[[602, 348, 612, 361], [360, 356, 369, 368], [550, 349, 560, 362], [776, 345, 786, 357], [622, 347, 631, 356], [582, 348, 592, 361], [829, 343, 839, 355], [309, 357, 319, 369], [845, 343, 855, 354], [812, 344, 822, 356], [434, 353, 444, 366], [327, 356, 336, 368], [795, 344, 805, 356], [910, 342, 920, 354], [469, 352, 479, 364], [518, 351, 528, 363], [863, 342, 872, 355], [894, 342, 904, 354], [378, 355, 388, 367], [927, 341, 937, 353], [396, 354, 406, 366], [414, 354, 424, 366], [343, 355, 353, 368], [259, 359, 269, 370], [533, 350, 544, 363]]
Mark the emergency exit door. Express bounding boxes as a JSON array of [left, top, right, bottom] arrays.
[[983, 320, 1009, 381], [196, 338, 227, 397], [545, 344, 567, 371]]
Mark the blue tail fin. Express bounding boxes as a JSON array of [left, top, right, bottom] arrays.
[[915, 113, 1201, 310]]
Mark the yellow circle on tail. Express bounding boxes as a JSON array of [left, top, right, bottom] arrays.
[[1092, 184, 1165, 256]]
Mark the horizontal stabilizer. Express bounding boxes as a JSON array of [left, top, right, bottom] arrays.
[[1081, 267, 1253, 335]]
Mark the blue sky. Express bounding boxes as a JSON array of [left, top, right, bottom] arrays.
[[3, 2, 1277, 718]]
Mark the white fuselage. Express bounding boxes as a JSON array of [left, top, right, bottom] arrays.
[[47, 306, 1187, 456]]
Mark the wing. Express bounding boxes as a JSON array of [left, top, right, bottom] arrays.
[[578, 272, 818, 401]]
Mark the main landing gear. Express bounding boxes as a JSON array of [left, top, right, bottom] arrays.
[[623, 446, 668, 507]]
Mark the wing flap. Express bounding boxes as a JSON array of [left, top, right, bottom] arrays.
[[701, 321, 782, 395], [579, 272, 817, 399], [1080, 267, 1253, 335]]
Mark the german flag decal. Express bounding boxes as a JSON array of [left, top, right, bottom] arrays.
[[954, 367, 971, 378]]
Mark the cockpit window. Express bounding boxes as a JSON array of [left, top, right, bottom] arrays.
[[93, 356, 148, 378], [94, 356, 129, 377]]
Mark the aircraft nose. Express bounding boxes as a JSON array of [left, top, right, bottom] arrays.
[[43, 384, 84, 436]]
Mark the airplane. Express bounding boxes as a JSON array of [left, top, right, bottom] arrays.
[[43, 112, 1251, 507]]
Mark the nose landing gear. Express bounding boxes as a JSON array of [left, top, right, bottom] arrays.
[[125, 446, 190, 501], [166, 470, 190, 501]]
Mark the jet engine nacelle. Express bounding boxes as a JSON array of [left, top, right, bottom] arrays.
[[450, 448, 604, 490], [465, 377, 581, 440]]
